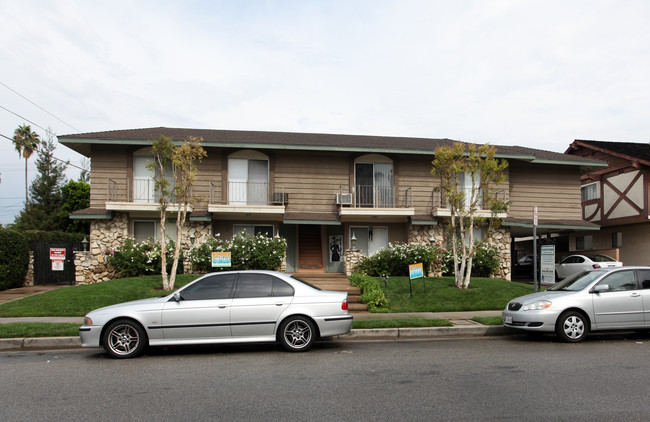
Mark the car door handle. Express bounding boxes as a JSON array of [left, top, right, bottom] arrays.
[[631, 293, 641, 297], [276, 303, 285, 306], [218, 305, 228, 308]]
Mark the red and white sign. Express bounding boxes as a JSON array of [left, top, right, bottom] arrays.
[[50, 248, 66, 260], [533, 206, 538, 226]]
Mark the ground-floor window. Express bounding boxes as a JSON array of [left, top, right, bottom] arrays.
[[350, 226, 388, 256], [233, 224, 274, 238], [132, 219, 178, 243]]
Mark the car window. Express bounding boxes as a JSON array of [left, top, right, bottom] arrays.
[[575, 256, 585, 263], [638, 270, 650, 289], [273, 278, 295, 296], [181, 274, 236, 300], [592, 255, 615, 262], [599, 270, 637, 292], [236, 273, 274, 298], [548, 271, 603, 291]]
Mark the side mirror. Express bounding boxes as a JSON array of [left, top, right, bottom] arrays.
[[172, 291, 182, 302], [593, 284, 610, 293]]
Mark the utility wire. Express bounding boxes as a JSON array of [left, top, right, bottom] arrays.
[[0, 81, 81, 132], [1, 132, 86, 171], [0, 104, 55, 137]]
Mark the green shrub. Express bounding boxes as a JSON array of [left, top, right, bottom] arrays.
[[20, 230, 86, 244], [350, 272, 389, 311], [106, 238, 184, 277], [0, 230, 30, 290], [441, 242, 500, 277], [186, 233, 287, 272], [355, 242, 442, 277]]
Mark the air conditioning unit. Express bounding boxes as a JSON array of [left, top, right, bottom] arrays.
[[336, 193, 353, 205], [272, 192, 288, 204]]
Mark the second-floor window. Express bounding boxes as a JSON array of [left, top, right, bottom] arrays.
[[581, 182, 599, 202], [355, 155, 394, 208], [133, 149, 174, 203], [228, 153, 269, 206]]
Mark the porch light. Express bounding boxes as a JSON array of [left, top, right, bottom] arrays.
[[81, 237, 89, 251], [351, 231, 357, 249], [189, 233, 196, 245]]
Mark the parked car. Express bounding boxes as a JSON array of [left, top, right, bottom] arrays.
[[513, 255, 537, 278], [555, 254, 622, 280], [503, 267, 650, 342], [79, 270, 353, 358]]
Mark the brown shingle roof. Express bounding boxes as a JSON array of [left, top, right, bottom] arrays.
[[58, 127, 602, 165]]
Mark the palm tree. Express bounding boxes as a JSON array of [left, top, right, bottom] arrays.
[[12, 124, 41, 202]]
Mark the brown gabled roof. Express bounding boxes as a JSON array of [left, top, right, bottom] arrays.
[[58, 127, 603, 167], [567, 139, 650, 167]]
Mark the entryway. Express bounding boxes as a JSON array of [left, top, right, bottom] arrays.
[[298, 225, 324, 272]]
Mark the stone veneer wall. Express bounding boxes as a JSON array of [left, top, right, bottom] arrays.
[[343, 248, 363, 276], [408, 225, 445, 276], [75, 212, 213, 284], [23, 252, 34, 287], [484, 227, 511, 280]]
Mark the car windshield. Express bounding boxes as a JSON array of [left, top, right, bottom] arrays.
[[548, 271, 603, 291]]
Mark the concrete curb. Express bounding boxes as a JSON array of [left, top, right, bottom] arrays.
[[0, 326, 508, 352]]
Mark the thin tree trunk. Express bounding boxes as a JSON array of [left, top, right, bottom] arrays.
[[25, 157, 29, 202]]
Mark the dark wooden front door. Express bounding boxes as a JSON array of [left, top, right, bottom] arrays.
[[298, 225, 323, 272]]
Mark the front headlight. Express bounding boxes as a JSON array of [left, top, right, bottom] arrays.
[[83, 316, 93, 326], [522, 300, 552, 311]]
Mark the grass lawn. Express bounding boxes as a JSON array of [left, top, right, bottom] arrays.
[[0, 274, 199, 317], [381, 276, 534, 313], [352, 318, 452, 329]]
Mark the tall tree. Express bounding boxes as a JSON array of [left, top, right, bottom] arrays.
[[60, 179, 90, 234], [13, 134, 68, 231], [12, 124, 41, 202], [149, 135, 206, 291], [431, 142, 508, 289]]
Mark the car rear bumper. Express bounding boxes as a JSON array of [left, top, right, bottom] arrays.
[[315, 315, 353, 337]]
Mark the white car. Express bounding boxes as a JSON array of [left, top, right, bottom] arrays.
[[79, 270, 353, 358], [555, 254, 622, 280]]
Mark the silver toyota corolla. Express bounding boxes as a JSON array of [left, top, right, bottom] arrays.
[[79, 270, 353, 358], [503, 267, 650, 342]]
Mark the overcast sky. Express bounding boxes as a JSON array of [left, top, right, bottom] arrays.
[[1, 0, 649, 225]]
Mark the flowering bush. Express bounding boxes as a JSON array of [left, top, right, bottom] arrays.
[[106, 238, 183, 277], [187, 232, 287, 272], [355, 242, 442, 277]]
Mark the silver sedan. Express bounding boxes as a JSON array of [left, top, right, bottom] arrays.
[[79, 270, 353, 358], [503, 267, 650, 342]]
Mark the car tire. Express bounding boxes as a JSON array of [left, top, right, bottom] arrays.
[[102, 319, 148, 359], [278, 316, 316, 352], [555, 311, 588, 343]]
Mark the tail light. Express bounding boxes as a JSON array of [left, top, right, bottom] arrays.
[[592, 264, 601, 269], [341, 299, 348, 311]]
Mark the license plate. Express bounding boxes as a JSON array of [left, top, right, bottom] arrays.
[[504, 315, 512, 324]]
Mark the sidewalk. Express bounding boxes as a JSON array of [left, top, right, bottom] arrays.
[[0, 285, 507, 352]]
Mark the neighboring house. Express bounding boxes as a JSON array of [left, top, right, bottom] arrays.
[[566, 140, 650, 265], [58, 128, 604, 281]]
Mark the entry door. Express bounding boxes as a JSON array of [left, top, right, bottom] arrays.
[[351, 226, 388, 256], [298, 225, 323, 272]]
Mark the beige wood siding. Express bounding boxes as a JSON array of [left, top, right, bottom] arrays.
[[89, 145, 129, 207], [508, 162, 582, 221]]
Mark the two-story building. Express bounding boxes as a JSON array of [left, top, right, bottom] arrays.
[[566, 140, 650, 265], [59, 127, 604, 281]]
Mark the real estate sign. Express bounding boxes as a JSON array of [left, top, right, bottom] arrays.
[[212, 252, 232, 268], [540, 245, 555, 284]]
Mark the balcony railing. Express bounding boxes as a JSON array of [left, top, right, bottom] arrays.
[[107, 178, 176, 203], [432, 187, 506, 210], [209, 182, 287, 206], [338, 185, 412, 208]]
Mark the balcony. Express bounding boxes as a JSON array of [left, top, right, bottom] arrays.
[[431, 187, 507, 217], [338, 185, 414, 222], [208, 182, 286, 219], [105, 178, 187, 212]]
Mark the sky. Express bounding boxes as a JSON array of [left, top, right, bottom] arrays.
[[1, 0, 650, 226]]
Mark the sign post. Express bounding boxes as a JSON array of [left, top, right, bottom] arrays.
[[533, 206, 538, 293], [408, 263, 424, 298]]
